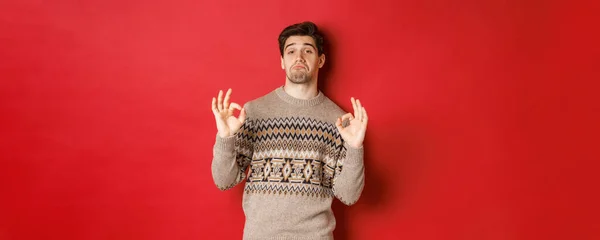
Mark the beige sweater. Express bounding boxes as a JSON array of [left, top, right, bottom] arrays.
[[212, 87, 365, 240]]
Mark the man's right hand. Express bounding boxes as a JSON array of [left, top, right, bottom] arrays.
[[211, 88, 246, 138]]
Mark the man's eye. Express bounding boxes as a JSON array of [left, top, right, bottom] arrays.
[[287, 50, 294, 54], [305, 50, 313, 53]]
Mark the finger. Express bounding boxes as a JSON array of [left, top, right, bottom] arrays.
[[362, 107, 368, 125], [351, 97, 358, 119], [238, 108, 246, 123], [223, 88, 232, 111], [211, 97, 219, 114], [335, 117, 343, 131], [217, 90, 223, 111], [340, 113, 354, 124], [356, 99, 363, 121], [229, 102, 242, 112]]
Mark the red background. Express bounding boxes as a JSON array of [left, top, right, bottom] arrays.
[[1, 0, 598, 239]]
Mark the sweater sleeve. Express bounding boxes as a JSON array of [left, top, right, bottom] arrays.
[[211, 119, 254, 191], [332, 142, 365, 205]]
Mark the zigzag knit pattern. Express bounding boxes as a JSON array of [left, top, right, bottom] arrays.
[[234, 117, 347, 198]]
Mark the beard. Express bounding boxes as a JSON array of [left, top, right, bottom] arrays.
[[286, 68, 312, 84]]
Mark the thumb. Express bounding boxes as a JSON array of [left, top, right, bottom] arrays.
[[335, 117, 343, 131]]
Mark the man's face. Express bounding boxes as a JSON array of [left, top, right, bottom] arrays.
[[281, 35, 325, 84]]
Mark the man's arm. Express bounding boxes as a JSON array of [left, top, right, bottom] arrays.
[[333, 97, 368, 205], [210, 89, 251, 190], [211, 130, 252, 190], [332, 143, 365, 205]]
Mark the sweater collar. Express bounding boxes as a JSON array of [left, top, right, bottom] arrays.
[[275, 86, 325, 107]]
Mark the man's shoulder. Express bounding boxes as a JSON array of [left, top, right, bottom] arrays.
[[321, 95, 347, 115], [242, 88, 278, 111]]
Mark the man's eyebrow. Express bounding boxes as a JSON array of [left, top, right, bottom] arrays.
[[284, 42, 316, 51], [284, 43, 296, 51], [303, 43, 316, 49]]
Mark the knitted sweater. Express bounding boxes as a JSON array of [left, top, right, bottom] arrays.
[[212, 87, 365, 240]]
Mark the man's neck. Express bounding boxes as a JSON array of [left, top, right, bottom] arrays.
[[283, 80, 319, 100]]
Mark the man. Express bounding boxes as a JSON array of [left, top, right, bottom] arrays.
[[210, 21, 368, 239]]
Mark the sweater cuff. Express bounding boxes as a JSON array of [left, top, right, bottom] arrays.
[[343, 142, 364, 165], [215, 134, 236, 153]]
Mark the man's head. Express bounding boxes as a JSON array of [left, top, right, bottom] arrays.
[[278, 22, 326, 84]]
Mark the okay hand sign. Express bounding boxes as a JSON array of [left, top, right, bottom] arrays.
[[335, 97, 368, 148], [211, 89, 246, 138]]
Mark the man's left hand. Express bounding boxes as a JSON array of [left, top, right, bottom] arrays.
[[336, 97, 368, 148]]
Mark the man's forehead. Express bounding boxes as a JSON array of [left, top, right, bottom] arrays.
[[284, 36, 316, 48]]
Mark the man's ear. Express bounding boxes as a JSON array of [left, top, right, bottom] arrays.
[[319, 54, 326, 68], [281, 57, 285, 69]]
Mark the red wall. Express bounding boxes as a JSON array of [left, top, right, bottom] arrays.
[[1, 0, 598, 239]]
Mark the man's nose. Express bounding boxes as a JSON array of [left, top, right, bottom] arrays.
[[295, 52, 305, 62]]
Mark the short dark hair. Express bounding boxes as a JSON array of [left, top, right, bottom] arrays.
[[278, 21, 324, 56]]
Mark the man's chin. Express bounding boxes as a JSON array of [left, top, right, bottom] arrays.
[[286, 73, 310, 84], [287, 77, 311, 84], [289, 79, 309, 84]]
